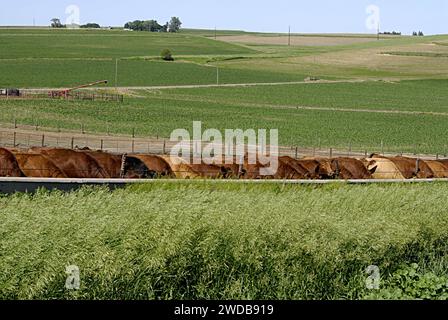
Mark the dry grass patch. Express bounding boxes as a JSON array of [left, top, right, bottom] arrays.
[[216, 35, 378, 47]]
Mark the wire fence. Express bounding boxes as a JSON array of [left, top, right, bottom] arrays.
[[0, 127, 445, 161], [0, 90, 124, 102]]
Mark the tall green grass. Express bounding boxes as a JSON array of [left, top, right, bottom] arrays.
[[1, 182, 448, 299]]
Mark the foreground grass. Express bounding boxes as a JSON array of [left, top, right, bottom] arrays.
[[1, 182, 448, 300]]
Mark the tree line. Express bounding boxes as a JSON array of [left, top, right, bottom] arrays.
[[50, 18, 101, 29], [124, 17, 182, 32], [50, 16, 182, 32]]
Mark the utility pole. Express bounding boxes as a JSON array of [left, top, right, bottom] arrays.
[[216, 66, 219, 85], [377, 22, 380, 41], [115, 58, 118, 91], [288, 25, 291, 46]]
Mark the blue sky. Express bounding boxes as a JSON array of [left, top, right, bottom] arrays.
[[0, 0, 446, 35]]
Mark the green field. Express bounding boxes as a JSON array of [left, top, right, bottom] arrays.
[[2, 182, 448, 299], [1, 79, 448, 154], [0, 59, 309, 88], [0, 29, 254, 58], [2, 28, 448, 88]]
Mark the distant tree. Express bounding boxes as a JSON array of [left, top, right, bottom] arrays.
[[168, 17, 182, 32], [124, 20, 144, 31], [81, 23, 101, 29], [161, 49, 174, 61], [51, 18, 64, 28], [124, 19, 165, 32], [161, 22, 169, 33], [418, 31, 424, 36], [143, 20, 163, 32]]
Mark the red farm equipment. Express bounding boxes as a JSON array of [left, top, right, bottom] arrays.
[[48, 80, 109, 99]]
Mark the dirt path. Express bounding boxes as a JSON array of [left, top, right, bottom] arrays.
[[21, 79, 367, 93]]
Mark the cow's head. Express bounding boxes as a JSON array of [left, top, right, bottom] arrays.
[[316, 159, 335, 179], [362, 159, 378, 175]]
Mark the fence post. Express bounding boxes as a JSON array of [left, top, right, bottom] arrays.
[[329, 148, 333, 159], [14, 118, 17, 129], [41, 134, 45, 147], [81, 123, 85, 134], [71, 137, 74, 149], [295, 147, 298, 159], [100, 139, 104, 151], [13, 132, 16, 147], [132, 128, 135, 138], [132, 139, 135, 153], [163, 140, 166, 155]]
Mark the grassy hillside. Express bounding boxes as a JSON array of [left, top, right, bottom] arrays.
[[2, 182, 448, 299], [2, 29, 448, 88], [0, 29, 254, 59]]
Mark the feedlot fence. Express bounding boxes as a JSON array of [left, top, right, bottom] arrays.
[[0, 90, 124, 102], [0, 128, 445, 161]]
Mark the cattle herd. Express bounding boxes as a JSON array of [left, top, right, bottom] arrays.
[[1, 147, 448, 180]]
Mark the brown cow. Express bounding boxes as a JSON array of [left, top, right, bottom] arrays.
[[305, 158, 334, 179], [82, 151, 154, 179], [30, 148, 106, 178], [238, 155, 304, 179], [364, 157, 405, 180], [82, 151, 121, 178], [276, 157, 321, 179], [371, 154, 434, 179], [162, 155, 242, 179], [0, 148, 25, 177], [132, 154, 174, 178], [426, 160, 448, 178], [12, 153, 67, 178], [330, 157, 375, 180]]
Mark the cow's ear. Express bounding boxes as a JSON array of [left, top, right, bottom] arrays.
[[367, 160, 378, 174]]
